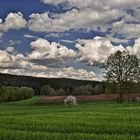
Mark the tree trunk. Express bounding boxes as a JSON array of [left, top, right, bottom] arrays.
[[127, 93, 130, 102], [117, 93, 124, 103]]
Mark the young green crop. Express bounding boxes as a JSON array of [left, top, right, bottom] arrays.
[[0, 97, 140, 140]]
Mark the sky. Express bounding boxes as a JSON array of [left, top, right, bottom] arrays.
[[0, 0, 140, 80]]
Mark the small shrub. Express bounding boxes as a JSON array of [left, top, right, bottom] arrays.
[[17, 87, 34, 99], [40, 85, 56, 96], [64, 95, 77, 106], [47, 88, 56, 96], [72, 84, 94, 95], [56, 88, 65, 96], [85, 84, 94, 95]]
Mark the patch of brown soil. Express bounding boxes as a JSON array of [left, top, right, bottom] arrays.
[[41, 93, 140, 103], [41, 94, 119, 103]]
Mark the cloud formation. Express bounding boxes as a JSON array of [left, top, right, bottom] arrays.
[[41, 0, 140, 9], [76, 36, 140, 65], [112, 20, 140, 39], [0, 67, 101, 81], [129, 38, 140, 58], [28, 9, 123, 32], [28, 38, 77, 60], [0, 1, 140, 80], [24, 34, 35, 39], [5, 46, 15, 53], [76, 36, 126, 65], [37, 67, 101, 81], [0, 12, 27, 32], [1, 34, 140, 80], [0, 49, 47, 70], [33, 0, 140, 40]]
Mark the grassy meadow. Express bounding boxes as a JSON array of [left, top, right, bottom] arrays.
[[0, 97, 140, 140]]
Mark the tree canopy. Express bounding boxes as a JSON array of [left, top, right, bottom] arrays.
[[104, 51, 139, 103]]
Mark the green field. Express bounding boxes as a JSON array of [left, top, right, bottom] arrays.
[[0, 97, 140, 140]]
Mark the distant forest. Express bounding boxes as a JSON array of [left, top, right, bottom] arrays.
[[0, 73, 101, 94]]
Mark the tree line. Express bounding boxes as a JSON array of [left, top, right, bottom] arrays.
[[0, 73, 101, 94], [0, 86, 34, 102], [40, 84, 105, 96]]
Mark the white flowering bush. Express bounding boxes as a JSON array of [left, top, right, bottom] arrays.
[[64, 95, 77, 106]]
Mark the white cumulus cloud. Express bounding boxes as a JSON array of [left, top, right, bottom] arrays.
[[36, 67, 101, 81], [28, 38, 77, 60], [0, 12, 27, 32], [76, 36, 126, 65], [0, 49, 48, 71]]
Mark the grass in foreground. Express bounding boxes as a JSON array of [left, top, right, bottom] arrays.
[[0, 96, 140, 140]]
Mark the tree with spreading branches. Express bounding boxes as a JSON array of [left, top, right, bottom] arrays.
[[104, 51, 139, 103]]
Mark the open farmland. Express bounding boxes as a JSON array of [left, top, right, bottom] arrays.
[[0, 97, 140, 140]]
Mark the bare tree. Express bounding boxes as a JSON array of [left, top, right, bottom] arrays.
[[104, 51, 139, 103]]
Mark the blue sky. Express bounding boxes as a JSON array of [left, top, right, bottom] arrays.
[[0, 0, 140, 80]]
